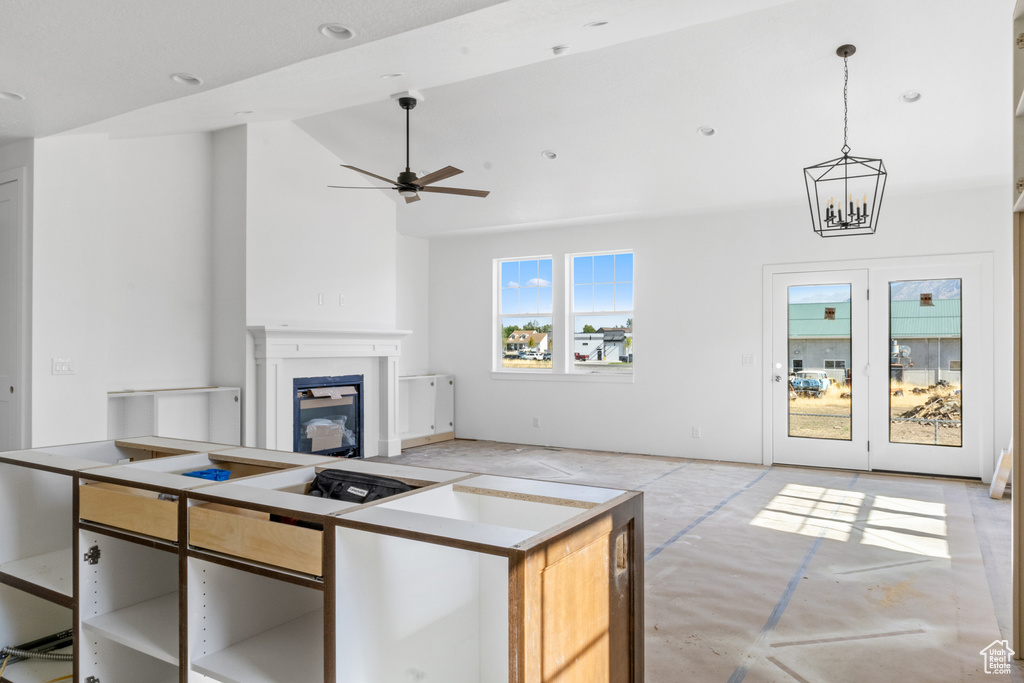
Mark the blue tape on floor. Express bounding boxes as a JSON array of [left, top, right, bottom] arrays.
[[645, 467, 772, 564], [727, 473, 861, 683], [636, 460, 695, 489]]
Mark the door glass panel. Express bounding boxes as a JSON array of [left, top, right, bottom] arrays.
[[889, 279, 962, 447], [788, 284, 852, 440]]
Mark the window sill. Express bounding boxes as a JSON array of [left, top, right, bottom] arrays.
[[490, 370, 634, 384]]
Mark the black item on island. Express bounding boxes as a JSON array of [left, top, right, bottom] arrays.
[[307, 469, 412, 503]]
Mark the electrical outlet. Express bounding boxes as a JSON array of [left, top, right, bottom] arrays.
[[51, 358, 75, 375], [742, 354, 754, 366], [692, 426, 701, 438], [532, 416, 540, 428], [339, 294, 346, 306], [318, 293, 325, 305]]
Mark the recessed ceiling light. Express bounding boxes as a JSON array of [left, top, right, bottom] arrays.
[[319, 23, 354, 40], [380, 73, 404, 79], [697, 126, 716, 137], [551, 45, 571, 56], [899, 90, 922, 104], [0, 91, 25, 101], [584, 21, 608, 28], [541, 150, 558, 160], [170, 73, 203, 86]]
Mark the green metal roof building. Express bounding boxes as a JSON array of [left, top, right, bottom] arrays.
[[788, 301, 961, 339]]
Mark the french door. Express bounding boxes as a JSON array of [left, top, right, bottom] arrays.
[[771, 270, 869, 470], [767, 257, 991, 479]]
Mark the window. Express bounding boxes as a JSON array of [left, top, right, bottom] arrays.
[[498, 257, 552, 370], [949, 360, 961, 371], [792, 359, 803, 372], [824, 359, 846, 369], [571, 251, 633, 373]]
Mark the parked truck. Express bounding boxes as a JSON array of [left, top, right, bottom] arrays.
[[790, 370, 832, 398]]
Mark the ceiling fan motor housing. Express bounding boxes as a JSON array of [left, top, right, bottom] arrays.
[[397, 170, 418, 185]]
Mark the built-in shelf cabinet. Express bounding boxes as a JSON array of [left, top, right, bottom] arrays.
[[107, 386, 241, 445], [0, 436, 643, 682], [399, 374, 455, 449]]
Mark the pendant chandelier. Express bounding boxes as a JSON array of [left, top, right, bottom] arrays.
[[803, 44, 886, 237]]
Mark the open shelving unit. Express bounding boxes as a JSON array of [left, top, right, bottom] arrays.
[[78, 531, 181, 680], [107, 386, 241, 445], [188, 559, 324, 683], [0, 441, 151, 683], [398, 374, 455, 449]]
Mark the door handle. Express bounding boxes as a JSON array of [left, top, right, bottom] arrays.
[[774, 375, 783, 383]]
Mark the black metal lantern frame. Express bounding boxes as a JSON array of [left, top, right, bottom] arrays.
[[804, 152, 886, 237], [804, 45, 886, 238]]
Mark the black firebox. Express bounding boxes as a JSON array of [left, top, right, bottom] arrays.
[[292, 375, 363, 458]]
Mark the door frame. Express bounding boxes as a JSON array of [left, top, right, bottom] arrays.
[[0, 167, 30, 451], [762, 252, 995, 481]]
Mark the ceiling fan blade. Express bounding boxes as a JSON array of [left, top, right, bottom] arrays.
[[405, 194, 421, 204], [415, 166, 462, 187], [341, 165, 396, 185], [419, 185, 490, 198], [328, 185, 395, 189]]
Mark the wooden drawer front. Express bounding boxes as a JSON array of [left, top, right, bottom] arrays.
[[189, 504, 322, 576], [79, 483, 178, 541]]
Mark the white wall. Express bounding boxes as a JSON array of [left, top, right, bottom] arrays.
[[245, 122, 397, 328], [428, 184, 1012, 466], [211, 126, 249, 437], [397, 234, 430, 376], [31, 133, 216, 446]]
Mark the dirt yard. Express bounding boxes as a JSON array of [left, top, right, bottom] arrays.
[[788, 381, 962, 446]]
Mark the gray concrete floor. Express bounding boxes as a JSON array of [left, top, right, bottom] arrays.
[[375, 439, 1022, 682]]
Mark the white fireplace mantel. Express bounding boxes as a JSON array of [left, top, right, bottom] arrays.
[[248, 326, 411, 457]]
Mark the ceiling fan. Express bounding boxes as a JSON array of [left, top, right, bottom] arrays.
[[329, 95, 490, 204]]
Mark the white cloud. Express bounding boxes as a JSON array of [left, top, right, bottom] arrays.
[[506, 281, 520, 288], [526, 278, 551, 287]]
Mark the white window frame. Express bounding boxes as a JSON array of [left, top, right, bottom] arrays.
[[568, 249, 634, 375], [495, 255, 554, 373]]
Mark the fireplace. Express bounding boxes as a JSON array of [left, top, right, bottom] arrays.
[[293, 375, 363, 458], [248, 326, 409, 457]]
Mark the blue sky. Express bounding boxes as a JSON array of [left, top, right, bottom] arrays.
[[789, 279, 961, 304], [501, 254, 634, 334]]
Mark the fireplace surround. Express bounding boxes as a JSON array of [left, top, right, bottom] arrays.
[[248, 326, 409, 457]]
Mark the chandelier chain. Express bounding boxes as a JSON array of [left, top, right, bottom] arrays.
[[843, 55, 849, 151]]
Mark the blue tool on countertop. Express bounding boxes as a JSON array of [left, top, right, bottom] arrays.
[[183, 468, 230, 481]]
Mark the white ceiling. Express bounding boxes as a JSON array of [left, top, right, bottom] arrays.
[[2, 0, 1012, 237]]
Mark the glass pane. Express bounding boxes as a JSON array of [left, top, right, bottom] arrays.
[[889, 279, 961, 447], [500, 317, 552, 369], [616, 283, 634, 311], [788, 284, 851, 441], [539, 286, 553, 314], [538, 259, 553, 285], [616, 253, 634, 282], [573, 315, 633, 371], [519, 287, 539, 313], [500, 287, 519, 315], [594, 254, 615, 283], [574, 256, 593, 284], [520, 260, 538, 286], [574, 284, 593, 312], [501, 261, 519, 288], [594, 283, 615, 311]]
